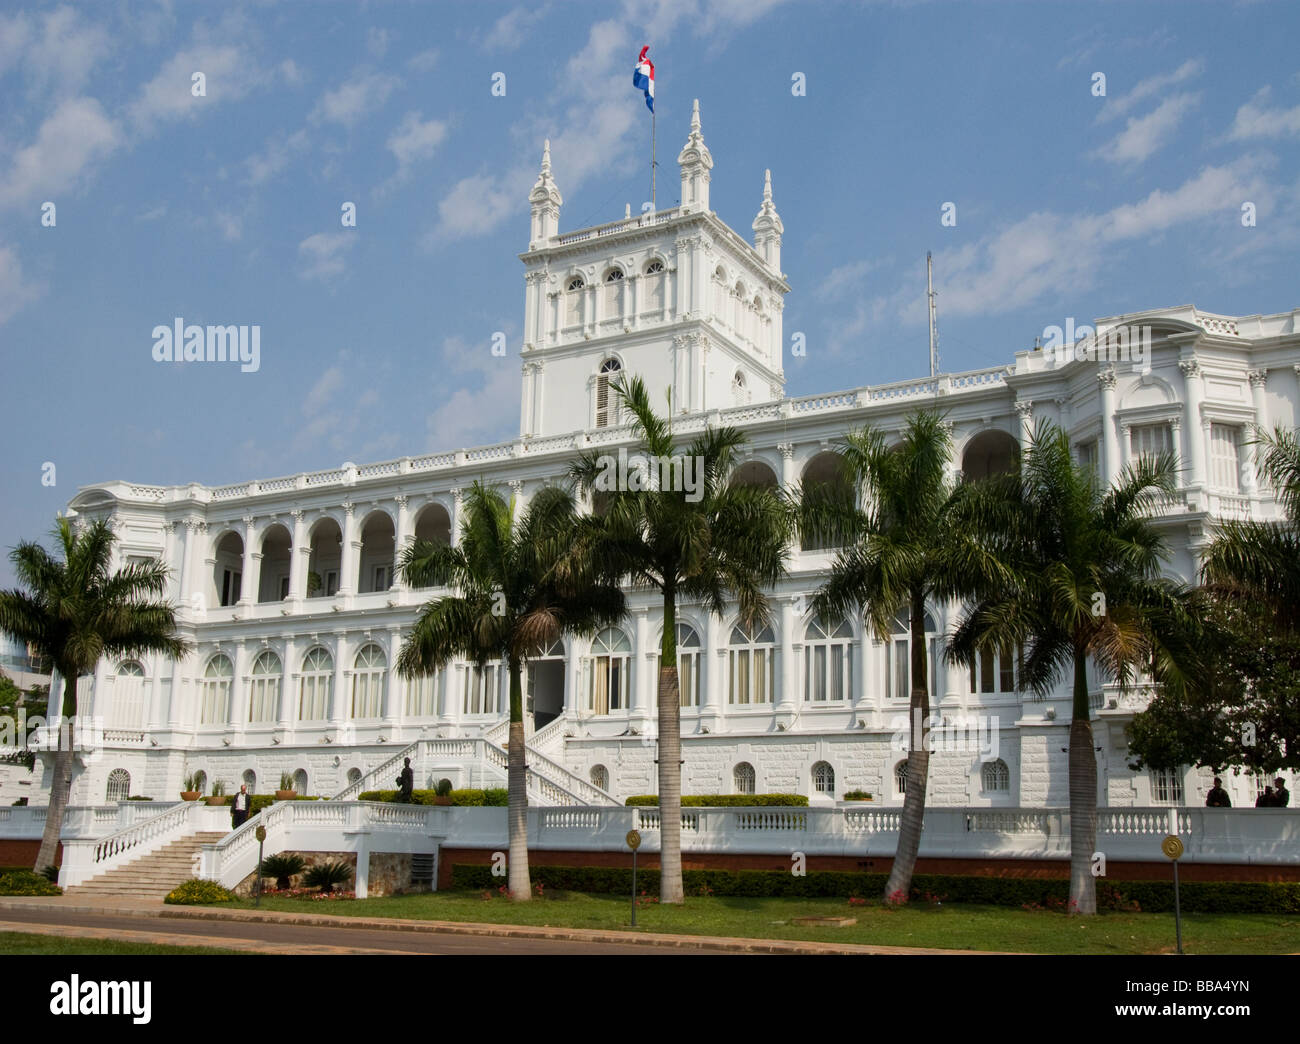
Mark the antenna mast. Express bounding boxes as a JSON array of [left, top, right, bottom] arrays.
[[927, 251, 939, 379]]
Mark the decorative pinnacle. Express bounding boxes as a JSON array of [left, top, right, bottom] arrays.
[[691, 98, 701, 133], [541, 139, 551, 174], [763, 169, 772, 202]]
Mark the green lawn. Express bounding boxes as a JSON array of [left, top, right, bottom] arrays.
[[228, 890, 1300, 954], [0, 931, 243, 955]]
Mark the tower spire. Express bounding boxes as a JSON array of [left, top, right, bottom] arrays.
[[677, 99, 713, 213], [528, 138, 562, 248], [752, 168, 784, 273]]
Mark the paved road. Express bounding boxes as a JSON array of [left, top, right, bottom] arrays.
[[0, 907, 727, 955]]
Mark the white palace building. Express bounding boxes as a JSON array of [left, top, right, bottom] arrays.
[[28, 102, 1300, 817]]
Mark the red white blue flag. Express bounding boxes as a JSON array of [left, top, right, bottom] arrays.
[[633, 46, 654, 112]]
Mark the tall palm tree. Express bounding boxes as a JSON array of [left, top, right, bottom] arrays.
[[807, 410, 1009, 902], [570, 376, 793, 904], [948, 421, 1192, 914], [0, 517, 188, 873], [396, 482, 623, 901], [1202, 425, 1300, 632]]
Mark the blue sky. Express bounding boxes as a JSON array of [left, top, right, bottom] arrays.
[[2, 0, 1298, 586]]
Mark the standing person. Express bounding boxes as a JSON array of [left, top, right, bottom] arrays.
[[1205, 777, 1231, 808], [396, 757, 414, 804], [1274, 778, 1291, 807], [1256, 785, 1276, 808], [231, 784, 252, 827]]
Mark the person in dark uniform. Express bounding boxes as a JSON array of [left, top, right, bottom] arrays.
[[396, 758, 415, 803], [1205, 777, 1231, 807], [1256, 785, 1276, 807], [1274, 778, 1290, 807], [231, 784, 252, 827]]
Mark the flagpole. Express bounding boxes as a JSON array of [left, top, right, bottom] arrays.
[[651, 109, 657, 211]]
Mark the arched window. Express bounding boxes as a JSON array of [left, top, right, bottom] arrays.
[[192, 770, 208, 795], [643, 259, 665, 311], [590, 764, 609, 790], [595, 358, 621, 428], [604, 267, 624, 282], [894, 760, 908, 795], [734, 762, 756, 795], [351, 643, 387, 719], [406, 671, 438, 717], [603, 267, 625, 317], [645, 259, 664, 275], [293, 768, 309, 796], [805, 617, 853, 702], [732, 370, 748, 406], [982, 759, 1010, 792], [566, 275, 585, 291], [299, 647, 334, 722], [886, 608, 940, 703], [106, 768, 131, 802], [248, 650, 281, 723], [465, 660, 501, 715], [588, 627, 631, 714], [565, 275, 585, 327], [112, 661, 146, 729], [969, 642, 1018, 695], [242, 769, 257, 792], [729, 621, 775, 705], [1152, 767, 1184, 805], [812, 761, 835, 795], [656, 624, 701, 707], [347, 767, 362, 786], [200, 654, 233, 725]]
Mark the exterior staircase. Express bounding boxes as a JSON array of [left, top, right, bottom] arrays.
[[62, 831, 227, 900]]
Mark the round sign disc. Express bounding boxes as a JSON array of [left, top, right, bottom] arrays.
[[1161, 834, 1183, 860], [626, 829, 641, 851], [255, 825, 267, 843]]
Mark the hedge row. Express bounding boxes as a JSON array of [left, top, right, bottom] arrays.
[[624, 794, 810, 807], [448, 863, 1300, 914], [358, 788, 508, 807], [248, 794, 322, 815], [0, 870, 62, 896]]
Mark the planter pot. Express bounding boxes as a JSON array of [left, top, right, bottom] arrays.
[[432, 796, 452, 806], [275, 790, 297, 801], [204, 796, 229, 806], [180, 791, 200, 801]]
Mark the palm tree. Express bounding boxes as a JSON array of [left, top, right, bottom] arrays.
[[1202, 425, 1300, 632], [807, 410, 1009, 902], [396, 482, 623, 900], [948, 421, 1192, 914], [0, 517, 188, 873], [570, 376, 793, 904]]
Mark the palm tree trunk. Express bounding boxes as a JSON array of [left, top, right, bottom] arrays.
[[506, 658, 530, 901], [658, 589, 684, 904], [1068, 647, 1097, 915], [34, 673, 76, 874], [884, 598, 931, 902]]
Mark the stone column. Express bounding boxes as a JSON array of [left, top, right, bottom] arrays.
[[1015, 400, 1034, 450], [778, 442, 796, 491], [230, 640, 249, 738], [339, 502, 358, 599], [393, 495, 410, 591], [631, 607, 650, 723], [239, 515, 258, 608], [289, 510, 307, 605], [331, 631, 349, 733], [450, 488, 463, 548], [775, 596, 798, 727], [161, 521, 179, 602], [1179, 358, 1206, 491], [1098, 370, 1120, 487], [279, 636, 297, 734], [1248, 369, 1269, 493], [385, 628, 402, 728]]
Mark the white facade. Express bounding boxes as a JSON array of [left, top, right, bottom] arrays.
[[46, 103, 1300, 814]]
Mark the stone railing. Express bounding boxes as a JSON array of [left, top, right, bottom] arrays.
[[0, 801, 184, 840], [59, 801, 227, 887]]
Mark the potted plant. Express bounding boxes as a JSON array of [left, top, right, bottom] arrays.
[[431, 778, 454, 806], [843, 790, 875, 803], [275, 772, 297, 801], [204, 779, 229, 806], [180, 773, 201, 801]]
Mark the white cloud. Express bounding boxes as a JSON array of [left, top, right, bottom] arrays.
[[432, 170, 532, 243], [213, 210, 242, 242], [244, 129, 309, 185], [1096, 58, 1203, 123], [367, 27, 390, 59], [482, 7, 549, 51], [279, 59, 306, 87], [0, 6, 111, 98], [407, 49, 439, 72], [382, 112, 448, 190], [298, 232, 356, 280], [1100, 92, 1199, 165], [1227, 87, 1300, 141], [0, 96, 120, 210], [129, 44, 258, 134], [310, 71, 400, 127], [424, 337, 521, 449], [0, 245, 42, 326], [303, 366, 344, 416]]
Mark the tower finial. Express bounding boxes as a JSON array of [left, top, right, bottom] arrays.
[[541, 138, 552, 174], [763, 168, 772, 202], [529, 138, 562, 246], [678, 100, 713, 212], [691, 98, 701, 133], [752, 169, 783, 272]]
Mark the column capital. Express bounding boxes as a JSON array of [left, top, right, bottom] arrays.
[[342, 501, 355, 517], [777, 442, 794, 459], [291, 509, 305, 522], [1247, 369, 1268, 388], [1178, 357, 1201, 379], [1097, 369, 1117, 390], [393, 494, 408, 507]]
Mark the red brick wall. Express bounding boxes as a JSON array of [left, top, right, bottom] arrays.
[[0, 840, 60, 868], [436, 846, 1300, 890]]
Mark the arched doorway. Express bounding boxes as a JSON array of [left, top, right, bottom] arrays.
[[526, 637, 566, 735]]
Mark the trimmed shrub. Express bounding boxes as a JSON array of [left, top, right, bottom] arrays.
[[624, 794, 810, 807], [257, 853, 306, 890], [358, 788, 508, 806], [0, 870, 62, 896], [126, 795, 154, 801], [448, 863, 1300, 914], [165, 879, 235, 905], [842, 790, 874, 800], [302, 860, 353, 893]]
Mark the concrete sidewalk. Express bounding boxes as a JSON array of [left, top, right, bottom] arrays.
[[0, 895, 994, 955]]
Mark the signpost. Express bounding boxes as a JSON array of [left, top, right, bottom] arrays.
[[1161, 832, 1184, 955], [255, 824, 267, 908], [626, 829, 641, 927]]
